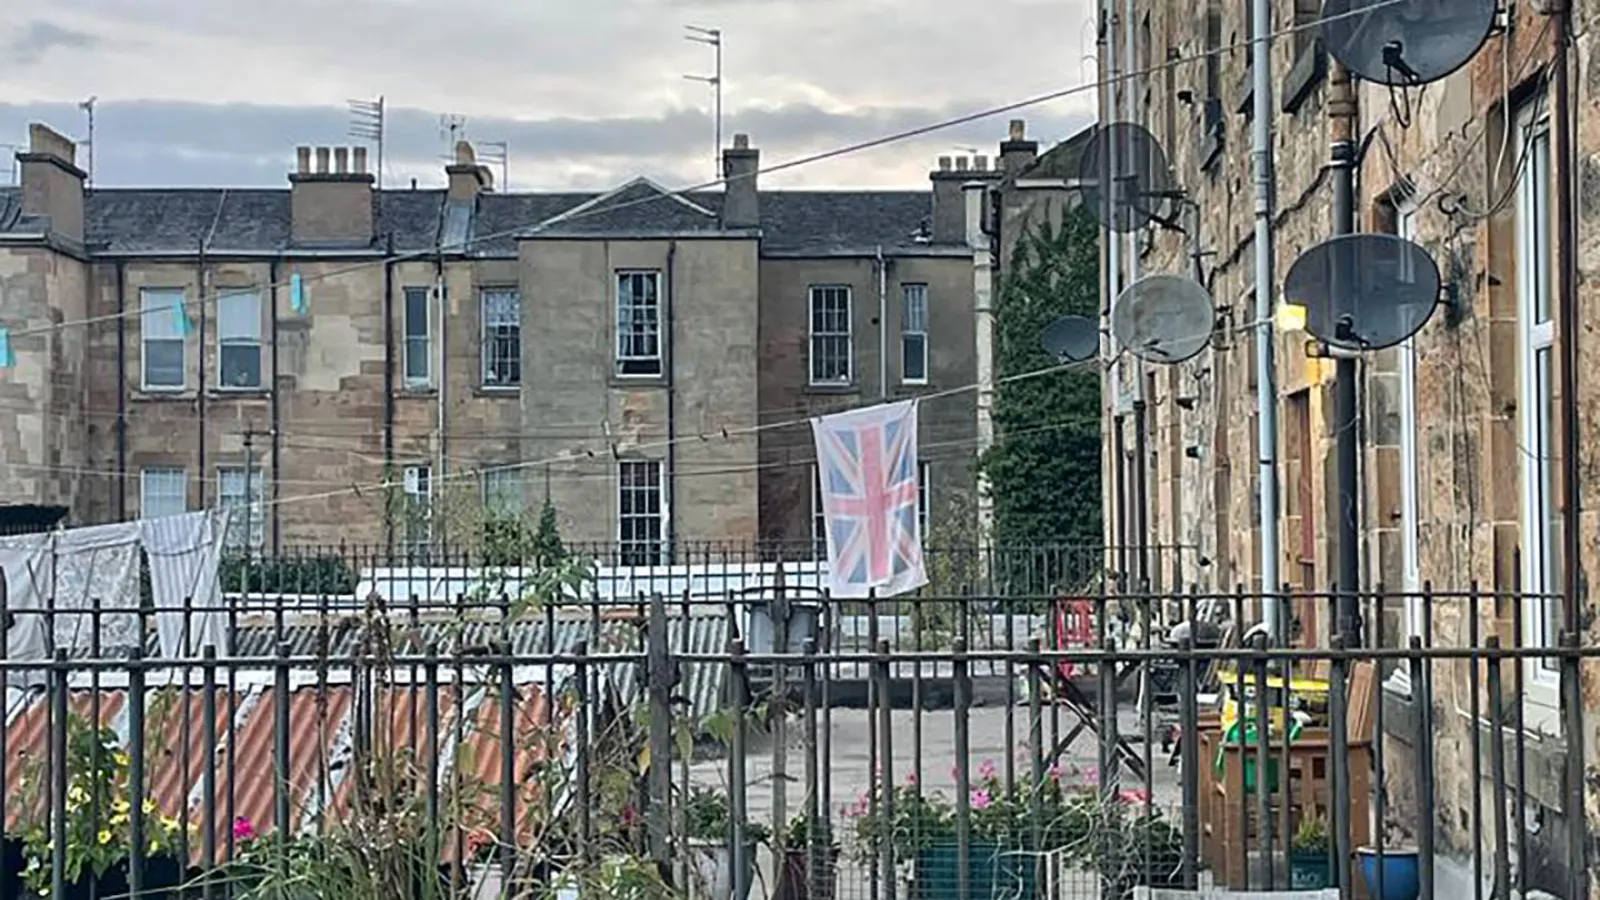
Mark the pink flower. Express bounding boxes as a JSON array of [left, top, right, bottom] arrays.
[[1047, 763, 1063, 782], [905, 772, 918, 785], [232, 817, 257, 842], [970, 789, 993, 811], [621, 805, 638, 827], [1118, 788, 1151, 804], [978, 759, 997, 781]]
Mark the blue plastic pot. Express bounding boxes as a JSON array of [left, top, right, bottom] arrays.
[[1355, 847, 1420, 900]]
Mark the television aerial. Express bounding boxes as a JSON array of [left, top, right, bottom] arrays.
[[1040, 315, 1101, 364], [1110, 274, 1216, 364], [1319, 0, 1497, 86], [1283, 233, 1442, 351]]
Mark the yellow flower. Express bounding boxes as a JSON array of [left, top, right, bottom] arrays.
[[109, 813, 128, 827], [159, 816, 179, 832], [97, 829, 112, 845], [112, 798, 131, 814], [142, 799, 158, 815], [113, 752, 130, 767]]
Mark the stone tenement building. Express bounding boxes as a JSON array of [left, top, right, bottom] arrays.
[[1100, 0, 1600, 891], [0, 121, 1061, 559]]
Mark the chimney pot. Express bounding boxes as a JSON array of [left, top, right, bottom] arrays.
[[352, 146, 368, 174], [733, 133, 750, 150], [296, 146, 312, 174], [334, 147, 349, 174], [955, 157, 969, 171], [975, 155, 988, 170], [455, 141, 476, 166], [1009, 119, 1026, 141], [315, 147, 331, 174], [938, 156, 952, 171]]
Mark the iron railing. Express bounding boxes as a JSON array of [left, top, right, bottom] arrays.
[[0, 583, 1588, 900]]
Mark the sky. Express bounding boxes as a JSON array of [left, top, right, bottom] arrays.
[[0, 0, 1099, 193]]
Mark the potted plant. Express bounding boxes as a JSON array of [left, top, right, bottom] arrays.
[[16, 714, 189, 900], [773, 814, 840, 900], [682, 785, 769, 900], [1290, 813, 1333, 889]]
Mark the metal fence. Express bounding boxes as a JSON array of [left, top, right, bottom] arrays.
[[0, 578, 1590, 900]]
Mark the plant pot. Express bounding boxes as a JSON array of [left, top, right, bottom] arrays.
[[913, 838, 1037, 900], [1355, 847, 1420, 900], [1289, 850, 1333, 890], [685, 838, 756, 900], [774, 845, 840, 900]]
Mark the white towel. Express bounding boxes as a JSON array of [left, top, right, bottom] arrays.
[[53, 520, 142, 651], [0, 533, 52, 687], [139, 509, 230, 658]]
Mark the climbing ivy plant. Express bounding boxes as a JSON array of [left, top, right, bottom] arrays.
[[979, 206, 1103, 567]]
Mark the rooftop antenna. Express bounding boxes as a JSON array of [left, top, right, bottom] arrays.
[[478, 141, 509, 191], [78, 96, 95, 186], [0, 144, 19, 186], [348, 96, 385, 188], [683, 25, 723, 182], [438, 114, 467, 161]]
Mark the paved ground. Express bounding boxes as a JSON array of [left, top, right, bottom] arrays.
[[684, 703, 1184, 900]]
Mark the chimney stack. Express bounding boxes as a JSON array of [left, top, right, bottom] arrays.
[[446, 141, 493, 202], [17, 123, 86, 243], [721, 134, 760, 230], [289, 144, 376, 247], [999, 118, 1039, 175]]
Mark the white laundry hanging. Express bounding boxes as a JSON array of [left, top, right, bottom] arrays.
[[0, 533, 52, 687], [51, 520, 143, 652], [139, 508, 230, 658]]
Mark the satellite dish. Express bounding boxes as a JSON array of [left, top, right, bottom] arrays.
[[1110, 274, 1215, 364], [1283, 233, 1441, 351], [1040, 316, 1100, 364], [1320, 0, 1496, 87], [1077, 122, 1176, 234]]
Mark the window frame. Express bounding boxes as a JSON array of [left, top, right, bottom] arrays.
[[402, 464, 433, 552], [139, 468, 188, 520], [615, 270, 664, 378], [140, 288, 187, 391], [1514, 96, 1561, 713], [617, 459, 665, 566], [808, 285, 853, 385], [402, 286, 432, 389], [1394, 205, 1423, 641], [480, 287, 522, 388], [481, 467, 522, 518], [216, 465, 266, 550], [900, 283, 929, 385], [216, 288, 264, 391]]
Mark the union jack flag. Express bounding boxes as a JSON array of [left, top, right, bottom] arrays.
[[810, 399, 927, 598]]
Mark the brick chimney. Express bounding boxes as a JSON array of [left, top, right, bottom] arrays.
[[446, 141, 493, 201], [999, 119, 1039, 175], [721, 134, 760, 229], [17, 123, 86, 243], [289, 144, 375, 246]]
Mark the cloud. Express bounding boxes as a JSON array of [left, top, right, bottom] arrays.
[[0, 98, 1094, 190], [0, 0, 1100, 190], [3, 21, 99, 65]]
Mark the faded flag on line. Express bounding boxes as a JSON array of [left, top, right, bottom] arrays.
[[810, 399, 927, 598]]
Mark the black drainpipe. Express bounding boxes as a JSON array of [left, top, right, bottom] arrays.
[[382, 234, 397, 549], [665, 241, 678, 562], [114, 261, 128, 519], [268, 257, 282, 553], [196, 240, 208, 507]]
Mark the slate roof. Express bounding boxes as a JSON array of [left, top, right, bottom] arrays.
[[0, 177, 954, 258]]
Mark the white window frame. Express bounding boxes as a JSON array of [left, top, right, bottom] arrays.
[[480, 287, 521, 388], [140, 288, 186, 391], [217, 288, 263, 390], [402, 465, 433, 552], [1514, 97, 1561, 714], [402, 286, 431, 388], [901, 283, 929, 385], [615, 270, 663, 377], [139, 468, 188, 520], [617, 459, 665, 566], [482, 467, 522, 518], [811, 466, 827, 559], [808, 285, 853, 385], [217, 466, 266, 550], [918, 461, 931, 544], [1395, 206, 1423, 641]]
